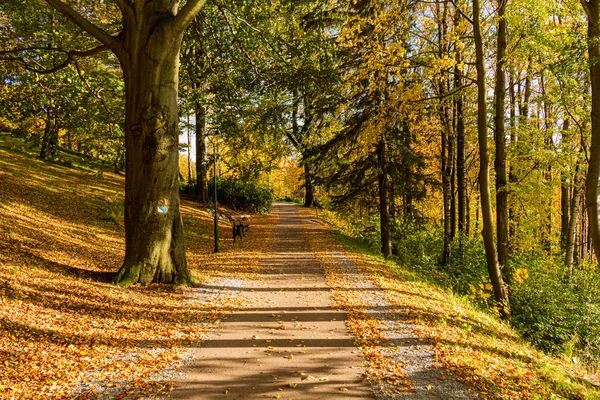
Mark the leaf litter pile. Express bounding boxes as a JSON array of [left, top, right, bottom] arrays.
[[0, 139, 272, 399]]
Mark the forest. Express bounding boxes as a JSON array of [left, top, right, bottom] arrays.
[[2, 0, 600, 398]]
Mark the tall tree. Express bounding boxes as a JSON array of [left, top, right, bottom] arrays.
[[24, 0, 209, 285], [494, 0, 510, 283], [473, 0, 511, 319], [581, 0, 600, 264]]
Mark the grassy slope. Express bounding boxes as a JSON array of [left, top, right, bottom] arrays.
[[301, 209, 600, 400], [0, 135, 270, 399]]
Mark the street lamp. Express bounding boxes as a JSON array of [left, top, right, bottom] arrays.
[[207, 128, 219, 253]]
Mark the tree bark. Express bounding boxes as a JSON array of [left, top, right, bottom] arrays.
[[561, 119, 571, 250], [187, 111, 192, 183], [582, 0, 600, 264], [195, 102, 208, 203], [304, 162, 316, 207], [44, 0, 207, 286], [494, 0, 510, 284], [566, 162, 582, 276], [378, 138, 392, 258], [439, 0, 453, 268], [455, 52, 467, 236], [474, 0, 511, 320], [40, 107, 58, 160]]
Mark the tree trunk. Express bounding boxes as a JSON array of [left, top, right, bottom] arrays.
[[40, 108, 58, 160], [378, 138, 392, 258], [494, 0, 510, 285], [582, 0, 600, 264], [195, 103, 208, 203], [474, 0, 511, 320], [403, 121, 415, 220], [114, 22, 190, 286], [561, 119, 571, 250], [456, 56, 467, 236], [439, 0, 452, 268], [187, 111, 192, 184], [508, 69, 517, 241], [441, 109, 453, 268], [42, 0, 208, 286], [561, 173, 571, 250], [566, 162, 582, 277], [304, 162, 316, 207]]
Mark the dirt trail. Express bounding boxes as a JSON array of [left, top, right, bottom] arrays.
[[170, 203, 374, 399]]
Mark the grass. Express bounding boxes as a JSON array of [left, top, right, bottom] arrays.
[[302, 208, 600, 399]]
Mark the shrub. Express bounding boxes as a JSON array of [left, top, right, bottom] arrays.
[[510, 259, 600, 362], [208, 177, 272, 214], [179, 181, 196, 198]]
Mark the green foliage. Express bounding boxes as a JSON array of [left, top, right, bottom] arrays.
[[326, 206, 600, 365], [179, 181, 196, 198], [511, 259, 600, 363], [208, 177, 272, 214]]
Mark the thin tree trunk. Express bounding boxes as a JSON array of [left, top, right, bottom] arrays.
[[582, 0, 600, 264], [566, 162, 582, 277], [195, 103, 208, 203], [494, 0, 510, 284], [561, 119, 571, 250], [456, 55, 467, 236], [378, 137, 392, 258], [403, 121, 415, 220], [439, 0, 452, 268], [40, 107, 58, 160], [187, 110, 192, 184], [474, 0, 511, 319], [508, 67, 517, 242]]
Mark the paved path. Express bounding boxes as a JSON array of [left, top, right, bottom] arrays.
[[171, 203, 374, 399]]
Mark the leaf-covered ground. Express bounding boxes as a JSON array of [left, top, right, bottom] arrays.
[[298, 207, 600, 400], [0, 136, 273, 399], [2, 134, 599, 399]]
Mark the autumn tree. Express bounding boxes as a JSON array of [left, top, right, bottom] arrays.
[[473, 0, 511, 319], [2, 0, 209, 285], [581, 0, 600, 264]]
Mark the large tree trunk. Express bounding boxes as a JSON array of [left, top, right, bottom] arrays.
[[378, 138, 392, 258], [474, 0, 511, 320], [114, 23, 190, 285], [582, 0, 600, 264], [494, 0, 510, 284], [195, 103, 208, 203], [43, 0, 206, 286]]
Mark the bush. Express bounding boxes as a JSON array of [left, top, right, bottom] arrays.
[[510, 259, 600, 362], [208, 177, 272, 214], [179, 181, 196, 198]]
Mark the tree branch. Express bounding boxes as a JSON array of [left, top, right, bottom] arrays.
[[172, 0, 208, 35], [113, 0, 134, 21], [43, 0, 118, 48], [0, 45, 109, 75]]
